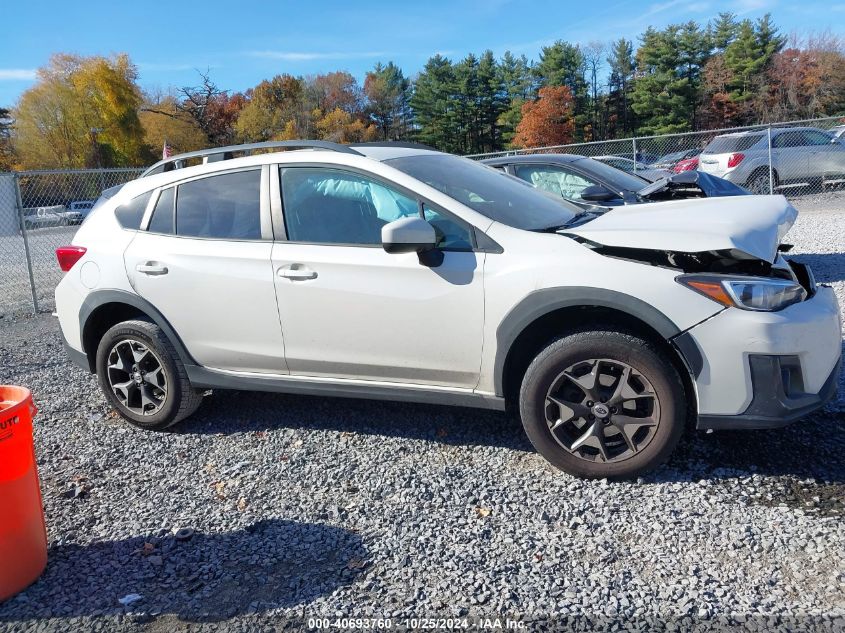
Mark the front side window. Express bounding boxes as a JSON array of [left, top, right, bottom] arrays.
[[803, 131, 833, 146], [514, 164, 600, 200], [176, 170, 261, 240], [281, 168, 419, 245], [422, 204, 474, 251]]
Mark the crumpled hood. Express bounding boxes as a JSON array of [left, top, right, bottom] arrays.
[[563, 194, 797, 263]]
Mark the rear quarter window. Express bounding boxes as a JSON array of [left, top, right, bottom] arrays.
[[114, 192, 152, 230]]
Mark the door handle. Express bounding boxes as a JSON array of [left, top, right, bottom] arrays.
[[136, 262, 168, 276], [278, 264, 317, 280]]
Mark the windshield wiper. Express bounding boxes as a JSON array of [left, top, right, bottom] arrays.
[[535, 211, 603, 232]]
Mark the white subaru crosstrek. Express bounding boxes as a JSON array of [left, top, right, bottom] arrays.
[[54, 141, 842, 479]]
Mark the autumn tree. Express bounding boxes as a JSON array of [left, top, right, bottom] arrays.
[[364, 62, 411, 140], [309, 71, 362, 115], [512, 86, 575, 148], [315, 108, 378, 143], [140, 93, 206, 156], [235, 74, 308, 141], [535, 41, 589, 139], [764, 32, 845, 120], [14, 53, 146, 169], [144, 71, 244, 146]]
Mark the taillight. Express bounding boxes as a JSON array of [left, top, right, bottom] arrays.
[[56, 246, 87, 272], [727, 152, 744, 168]]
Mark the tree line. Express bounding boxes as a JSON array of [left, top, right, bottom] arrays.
[[1, 11, 843, 171]]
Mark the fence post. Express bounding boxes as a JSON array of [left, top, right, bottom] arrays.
[[632, 138, 638, 173], [767, 126, 774, 195], [13, 174, 39, 314]]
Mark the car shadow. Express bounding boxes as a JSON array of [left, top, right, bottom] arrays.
[[179, 376, 845, 484], [789, 252, 845, 283], [0, 519, 367, 624], [178, 389, 535, 453]]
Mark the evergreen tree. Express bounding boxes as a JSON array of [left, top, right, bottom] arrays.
[[410, 55, 460, 152], [606, 38, 635, 136]]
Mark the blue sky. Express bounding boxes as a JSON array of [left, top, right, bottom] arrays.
[[1, 0, 841, 106]]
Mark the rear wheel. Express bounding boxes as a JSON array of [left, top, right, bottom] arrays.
[[746, 168, 776, 195], [95, 319, 204, 430], [519, 329, 686, 480]]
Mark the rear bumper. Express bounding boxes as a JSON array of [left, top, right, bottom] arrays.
[[697, 353, 840, 430]]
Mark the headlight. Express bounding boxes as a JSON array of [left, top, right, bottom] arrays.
[[676, 274, 806, 311]]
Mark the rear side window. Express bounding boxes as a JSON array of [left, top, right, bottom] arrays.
[[114, 192, 152, 230], [148, 187, 175, 234], [704, 134, 763, 153], [176, 170, 261, 240]]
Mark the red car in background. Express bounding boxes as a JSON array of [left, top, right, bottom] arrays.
[[674, 156, 699, 173]]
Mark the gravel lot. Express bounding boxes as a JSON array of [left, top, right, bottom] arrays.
[[0, 205, 843, 632]]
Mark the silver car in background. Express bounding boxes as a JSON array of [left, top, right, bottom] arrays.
[[698, 126, 845, 194]]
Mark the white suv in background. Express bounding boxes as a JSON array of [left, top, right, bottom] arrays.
[[54, 141, 841, 479]]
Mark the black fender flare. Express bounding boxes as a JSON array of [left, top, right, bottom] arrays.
[[493, 286, 701, 396], [78, 289, 197, 372]]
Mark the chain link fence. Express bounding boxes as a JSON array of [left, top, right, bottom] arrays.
[[0, 169, 142, 316], [468, 115, 845, 204]]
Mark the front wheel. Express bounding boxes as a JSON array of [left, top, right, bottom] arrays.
[[519, 329, 687, 480], [95, 319, 204, 430]]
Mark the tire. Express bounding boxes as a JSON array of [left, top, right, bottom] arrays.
[[95, 319, 204, 430], [519, 328, 686, 480], [746, 168, 776, 195]]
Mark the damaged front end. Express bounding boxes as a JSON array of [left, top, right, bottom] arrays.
[[570, 238, 817, 297], [638, 170, 750, 201]]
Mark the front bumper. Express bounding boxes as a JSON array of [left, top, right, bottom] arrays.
[[678, 284, 842, 429], [697, 353, 840, 430]]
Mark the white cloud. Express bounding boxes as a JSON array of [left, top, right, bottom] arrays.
[[245, 50, 387, 61], [0, 69, 36, 81]]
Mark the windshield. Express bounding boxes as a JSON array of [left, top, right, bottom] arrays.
[[577, 157, 651, 192], [386, 154, 580, 230]]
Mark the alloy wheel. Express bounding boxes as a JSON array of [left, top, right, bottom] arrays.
[[544, 358, 661, 463], [106, 339, 168, 416]]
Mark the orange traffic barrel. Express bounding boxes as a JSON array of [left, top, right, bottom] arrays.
[[0, 386, 47, 602]]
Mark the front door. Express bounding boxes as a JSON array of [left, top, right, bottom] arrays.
[[271, 166, 485, 388]]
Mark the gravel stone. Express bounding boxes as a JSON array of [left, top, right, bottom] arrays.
[[0, 204, 843, 632]]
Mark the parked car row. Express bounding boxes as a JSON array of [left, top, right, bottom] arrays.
[[53, 139, 840, 481], [591, 125, 845, 194], [20, 200, 96, 230]]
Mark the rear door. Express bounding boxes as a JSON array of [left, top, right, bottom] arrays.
[[124, 167, 286, 373]]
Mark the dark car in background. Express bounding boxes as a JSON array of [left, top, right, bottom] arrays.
[[482, 153, 748, 206]]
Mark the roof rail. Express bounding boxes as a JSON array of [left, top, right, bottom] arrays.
[[141, 140, 364, 177], [350, 141, 439, 151]]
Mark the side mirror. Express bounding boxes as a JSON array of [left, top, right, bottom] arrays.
[[580, 185, 618, 202], [382, 216, 437, 254]]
